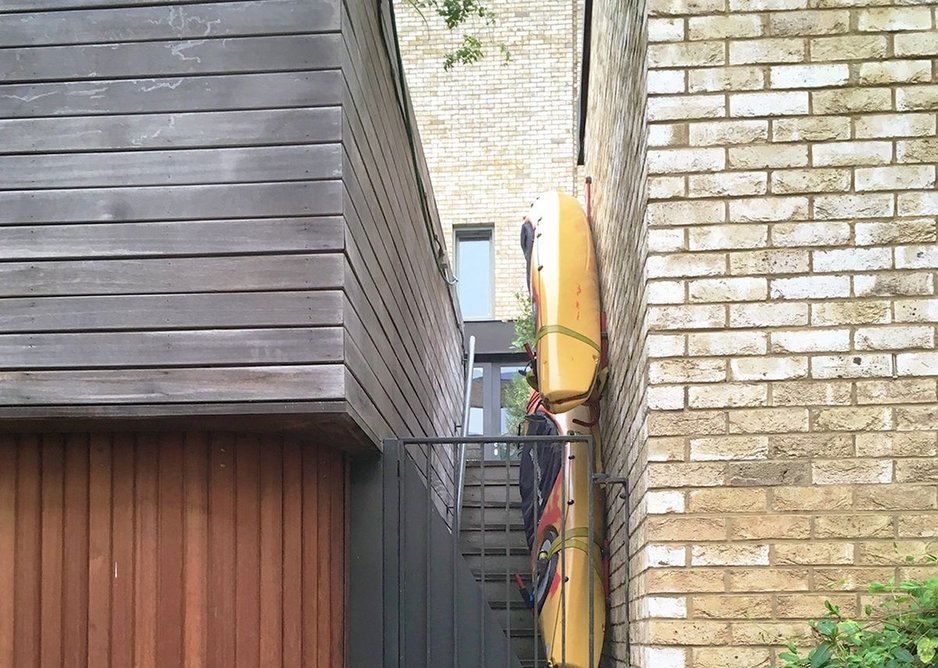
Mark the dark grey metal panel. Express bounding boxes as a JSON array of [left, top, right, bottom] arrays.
[[0, 71, 342, 118], [0, 1, 339, 44], [0, 218, 344, 259], [0, 181, 342, 224], [0, 108, 341, 154], [0, 254, 343, 296], [0, 327, 343, 368], [0, 364, 346, 404], [0, 145, 341, 189], [0, 291, 344, 333], [2, 35, 342, 83]]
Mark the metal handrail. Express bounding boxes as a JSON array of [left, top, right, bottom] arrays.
[[453, 335, 476, 535]]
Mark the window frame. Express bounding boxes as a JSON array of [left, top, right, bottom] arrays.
[[453, 225, 495, 321]]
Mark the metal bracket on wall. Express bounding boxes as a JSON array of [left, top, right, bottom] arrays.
[[591, 473, 628, 500]]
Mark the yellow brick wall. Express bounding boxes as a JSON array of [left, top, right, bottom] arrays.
[[633, 0, 938, 666], [397, 0, 582, 320]]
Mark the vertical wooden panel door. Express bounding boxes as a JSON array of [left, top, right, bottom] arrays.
[[0, 432, 346, 667]]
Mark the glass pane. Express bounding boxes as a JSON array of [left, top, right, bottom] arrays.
[[467, 366, 485, 436], [456, 235, 492, 319], [500, 365, 527, 435]]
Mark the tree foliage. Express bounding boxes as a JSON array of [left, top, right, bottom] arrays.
[[406, 0, 507, 69]]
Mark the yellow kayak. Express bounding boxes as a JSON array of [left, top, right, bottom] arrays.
[[526, 191, 602, 415]]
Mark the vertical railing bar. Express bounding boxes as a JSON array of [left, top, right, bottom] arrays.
[[479, 449, 486, 668], [454, 336, 476, 536], [504, 449, 511, 668], [588, 435, 595, 668], [533, 437, 539, 668], [399, 443, 406, 667], [561, 440, 568, 668], [425, 444, 432, 668], [452, 441, 459, 668]]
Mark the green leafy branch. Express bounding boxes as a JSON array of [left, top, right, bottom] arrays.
[[406, 0, 509, 70]]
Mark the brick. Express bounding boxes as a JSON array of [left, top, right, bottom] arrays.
[[770, 63, 849, 88], [897, 138, 938, 163], [771, 329, 850, 353], [649, 333, 686, 357], [897, 193, 938, 217], [647, 517, 727, 542], [649, 17, 686, 42], [859, 60, 933, 85], [690, 435, 769, 460], [898, 514, 938, 538], [649, 0, 726, 15], [895, 31, 938, 57], [813, 460, 893, 484], [649, 280, 686, 304], [688, 277, 768, 302], [812, 87, 893, 114], [649, 147, 726, 174], [688, 120, 768, 145], [644, 596, 688, 618], [691, 544, 769, 566], [650, 41, 726, 68], [856, 222, 937, 247], [728, 144, 808, 168], [694, 648, 773, 668], [647, 489, 687, 514], [769, 10, 849, 36], [645, 545, 689, 568], [812, 300, 891, 326], [856, 540, 934, 564], [649, 228, 687, 253], [727, 568, 809, 592], [775, 542, 854, 565], [730, 196, 809, 222], [688, 66, 765, 92], [771, 222, 851, 247], [771, 433, 854, 458], [771, 168, 851, 194], [813, 247, 892, 272], [732, 621, 812, 645], [727, 515, 810, 540], [855, 484, 937, 510], [895, 405, 938, 431], [648, 410, 727, 437], [770, 275, 851, 299], [897, 85, 938, 112], [650, 304, 726, 330], [649, 437, 689, 462], [648, 252, 725, 278], [693, 595, 773, 619], [688, 172, 768, 198], [648, 200, 726, 226], [688, 488, 767, 513], [649, 122, 686, 147], [897, 244, 938, 269], [858, 7, 933, 32], [776, 594, 857, 618], [688, 14, 763, 40], [815, 567, 896, 590], [814, 194, 895, 220], [897, 352, 938, 376], [729, 92, 809, 117], [855, 432, 937, 458], [855, 271, 935, 297], [647, 619, 734, 646], [810, 35, 888, 61], [727, 461, 810, 486], [688, 383, 768, 408], [648, 69, 687, 95], [774, 485, 853, 511], [650, 358, 726, 384], [812, 354, 893, 379], [814, 515, 893, 539], [688, 331, 767, 356], [811, 141, 892, 167], [773, 116, 851, 141], [771, 381, 853, 407], [856, 113, 936, 139], [649, 94, 726, 121], [649, 385, 687, 410], [731, 356, 808, 381], [895, 299, 938, 323], [729, 408, 809, 434], [730, 249, 809, 275], [813, 406, 893, 431], [729, 302, 808, 328], [856, 165, 936, 192], [648, 462, 727, 486], [856, 326, 935, 351], [641, 647, 687, 668], [730, 38, 806, 64], [649, 175, 687, 199], [688, 224, 767, 251]]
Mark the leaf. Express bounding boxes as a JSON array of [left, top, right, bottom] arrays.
[[816, 620, 837, 637], [809, 643, 833, 668], [917, 637, 936, 664]]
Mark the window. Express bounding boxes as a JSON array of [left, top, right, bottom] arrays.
[[454, 227, 493, 320], [467, 361, 529, 460]]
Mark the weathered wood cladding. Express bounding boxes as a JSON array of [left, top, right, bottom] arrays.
[[0, 0, 463, 447]]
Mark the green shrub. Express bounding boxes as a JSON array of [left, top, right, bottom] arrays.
[[779, 554, 938, 668]]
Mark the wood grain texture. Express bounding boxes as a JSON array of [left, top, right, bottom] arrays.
[[0, 432, 347, 667]]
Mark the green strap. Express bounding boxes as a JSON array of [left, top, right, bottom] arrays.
[[534, 324, 601, 353], [539, 528, 604, 576]]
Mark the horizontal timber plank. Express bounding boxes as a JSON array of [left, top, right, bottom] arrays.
[[0, 1, 338, 42], [0, 364, 345, 404], [0, 254, 343, 296], [0, 328, 343, 368], [0, 71, 341, 118], [1, 35, 342, 83], [0, 291, 343, 333], [0, 108, 341, 154], [0, 181, 342, 224], [0, 218, 344, 259], [0, 145, 341, 189]]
